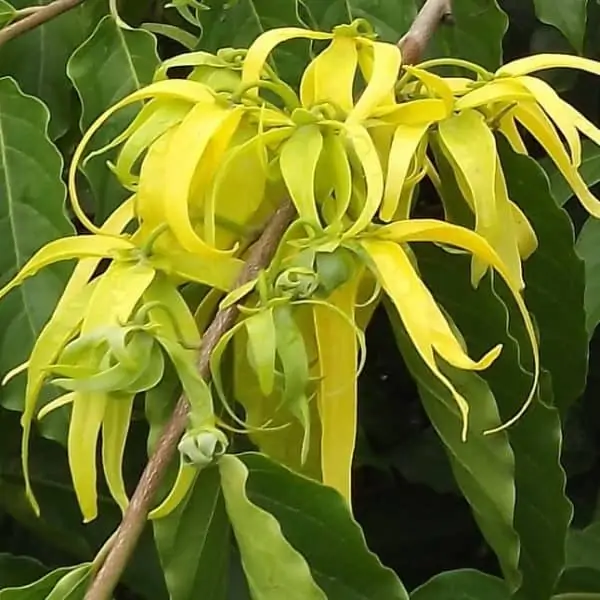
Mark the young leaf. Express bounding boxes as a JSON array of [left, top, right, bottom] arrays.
[[67, 14, 159, 223], [411, 569, 510, 600], [0, 78, 74, 414], [0, 0, 106, 139], [218, 454, 327, 600], [236, 452, 410, 600]]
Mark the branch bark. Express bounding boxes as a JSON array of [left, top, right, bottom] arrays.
[[85, 1, 453, 597], [0, 0, 85, 47]]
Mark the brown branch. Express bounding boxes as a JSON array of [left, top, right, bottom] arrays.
[[84, 200, 296, 600], [398, 0, 453, 65], [84, 2, 453, 597], [0, 0, 85, 47]]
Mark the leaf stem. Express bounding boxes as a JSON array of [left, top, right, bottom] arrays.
[[0, 0, 86, 47], [83, 2, 454, 598]]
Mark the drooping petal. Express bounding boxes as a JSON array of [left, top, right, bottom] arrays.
[[455, 79, 531, 111], [101, 392, 135, 512], [245, 308, 277, 397], [68, 391, 108, 522], [403, 66, 455, 112], [313, 275, 360, 505], [497, 53, 600, 78], [348, 40, 402, 124], [300, 35, 358, 113], [362, 239, 501, 440], [381, 122, 430, 221], [497, 112, 528, 155]]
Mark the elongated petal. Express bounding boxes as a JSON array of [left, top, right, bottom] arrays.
[[69, 80, 215, 233], [373, 218, 540, 431], [242, 27, 332, 90], [0, 236, 134, 303], [300, 36, 358, 113], [102, 392, 135, 512], [164, 103, 243, 255], [498, 53, 600, 78], [324, 131, 352, 222], [19, 282, 98, 515], [362, 240, 500, 439], [497, 113, 528, 155], [381, 123, 430, 221], [245, 308, 277, 396], [68, 391, 108, 522], [148, 460, 198, 519], [455, 80, 531, 111], [372, 98, 449, 124], [313, 276, 360, 505], [343, 124, 384, 237], [510, 201, 538, 259], [348, 40, 401, 124], [404, 66, 455, 111], [114, 99, 192, 188], [517, 75, 581, 166], [81, 261, 155, 333], [514, 102, 600, 217], [280, 124, 323, 227], [438, 110, 523, 288]]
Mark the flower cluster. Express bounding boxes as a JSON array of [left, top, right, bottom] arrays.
[[3, 19, 600, 519]]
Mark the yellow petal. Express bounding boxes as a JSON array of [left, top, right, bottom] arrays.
[[342, 124, 384, 237], [497, 113, 528, 155], [348, 40, 402, 124], [0, 235, 134, 303], [362, 239, 501, 440], [242, 28, 332, 91], [403, 66, 455, 112], [510, 201, 538, 260], [313, 275, 360, 505], [149, 460, 198, 519], [455, 80, 531, 111], [101, 393, 135, 513], [516, 76, 581, 167], [69, 80, 215, 234], [498, 53, 600, 78], [68, 391, 108, 522], [381, 123, 430, 222], [300, 36, 358, 113], [514, 102, 600, 217], [373, 218, 540, 432], [372, 98, 449, 124], [164, 104, 243, 255]]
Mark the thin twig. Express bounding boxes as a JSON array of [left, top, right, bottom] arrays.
[[398, 0, 453, 65], [0, 0, 85, 47], [85, 2, 453, 597], [84, 201, 297, 600]]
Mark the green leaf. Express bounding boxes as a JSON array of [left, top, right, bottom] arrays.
[[385, 303, 521, 589], [557, 567, 600, 594], [67, 14, 159, 223], [0, 564, 85, 599], [410, 570, 510, 599], [153, 465, 230, 600], [0, 78, 74, 418], [235, 452, 410, 600], [576, 217, 600, 336], [218, 454, 326, 600], [0, 1, 16, 28], [0, 0, 107, 139], [566, 522, 600, 569], [0, 554, 47, 589], [499, 139, 588, 415], [542, 141, 600, 207], [533, 0, 588, 53]]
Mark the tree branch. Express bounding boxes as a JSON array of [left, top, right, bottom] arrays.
[[398, 0, 453, 65], [84, 2, 453, 598], [0, 0, 86, 47]]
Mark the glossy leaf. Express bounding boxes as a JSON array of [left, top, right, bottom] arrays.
[[235, 452, 410, 600], [533, 0, 588, 53], [411, 569, 510, 599], [0, 0, 106, 139], [0, 565, 83, 599], [385, 303, 520, 589], [576, 217, 600, 335], [67, 14, 159, 222], [0, 554, 47, 589], [499, 139, 588, 415], [543, 141, 600, 206], [0, 78, 74, 416], [153, 462, 230, 599]]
